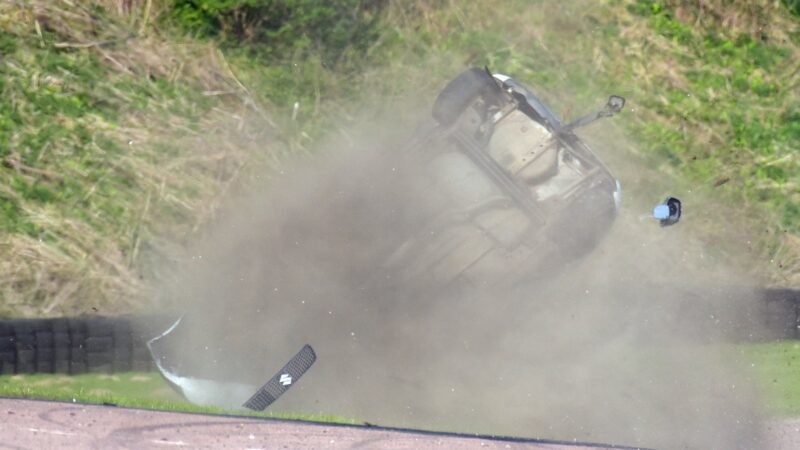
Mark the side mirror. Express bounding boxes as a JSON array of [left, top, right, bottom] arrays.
[[562, 95, 627, 132], [606, 95, 625, 114], [653, 196, 681, 227]]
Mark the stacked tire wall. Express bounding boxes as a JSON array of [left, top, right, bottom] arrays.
[[0, 316, 165, 375], [0, 289, 799, 376], [762, 288, 800, 340]]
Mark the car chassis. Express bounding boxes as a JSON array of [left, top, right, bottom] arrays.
[[384, 68, 626, 288]]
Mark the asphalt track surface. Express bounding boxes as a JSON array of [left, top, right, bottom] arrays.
[[0, 398, 644, 450]]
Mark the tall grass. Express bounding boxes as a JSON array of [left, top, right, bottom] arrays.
[[0, 1, 274, 316], [0, 0, 797, 316], [368, 0, 800, 282]]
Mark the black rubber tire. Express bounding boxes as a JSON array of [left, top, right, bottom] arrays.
[[131, 358, 153, 372], [12, 321, 35, 375], [86, 317, 114, 338], [13, 321, 35, 345], [35, 330, 54, 349], [35, 349, 55, 373], [68, 319, 87, 368], [547, 185, 617, 263], [69, 362, 87, 375], [112, 322, 133, 372], [0, 350, 15, 375], [131, 339, 154, 371], [54, 360, 70, 374], [131, 319, 157, 371], [85, 336, 113, 353], [16, 349, 35, 374], [432, 68, 500, 126], [112, 319, 131, 338], [0, 334, 14, 353], [0, 322, 13, 352], [112, 350, 132, 372], [54, 346, 71, 374], [34, 329, 55, 373], [53, 331, 71, 348], [53, 319, 71, 374], [86, 352, 113, 373], [69, 345, 87, 375], [68, 317, 86, 333], [0, 316, 163, 375], [51, 318, 69, 335]]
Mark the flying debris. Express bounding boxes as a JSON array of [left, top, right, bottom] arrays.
[[147, 317, 316, 411], [653, 196, 682, 226], [243, 345, 316, 411], [147, 317, 257, 408]]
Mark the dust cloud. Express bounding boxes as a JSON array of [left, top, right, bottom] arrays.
[[154, 103, 770, 449]]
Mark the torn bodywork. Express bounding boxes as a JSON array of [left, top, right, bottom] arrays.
[[147, 317, 258, 409], [147, 317, 315, 411]]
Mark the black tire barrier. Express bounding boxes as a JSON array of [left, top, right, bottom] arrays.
[[762, 288, 800, 339], [0, 289, 798, 376], [0, 315, 172, 375]]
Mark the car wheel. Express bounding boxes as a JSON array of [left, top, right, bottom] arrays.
[[548, 187, 617, 263], [432, 68, 500, 126]]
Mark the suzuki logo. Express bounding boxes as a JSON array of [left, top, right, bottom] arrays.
[[279, 373, 292, 386]]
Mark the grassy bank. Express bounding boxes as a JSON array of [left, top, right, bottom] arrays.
[[0, 371, 356, 423], [0, 0, 797, 313], [367, 0, 800, 282], [0, 1, 274, 316]]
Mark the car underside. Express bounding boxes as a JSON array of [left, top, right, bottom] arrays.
[[384, 68, 624, 289]]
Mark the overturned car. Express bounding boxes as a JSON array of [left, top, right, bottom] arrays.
[[385, 68, 624, 289], [149, 68, 626, 411]]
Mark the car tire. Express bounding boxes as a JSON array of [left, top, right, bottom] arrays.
[[84, 336, 113, 353], [432, 68, 499, 126], [69, 346, 87, 375], [52, 319, 71, 374], [35, 349, 55, 373], [54, 346, 71, 374], [548, 187, 617, 263], [112, 320, 133, 372], [0, 315, 175, 375], [0, 321, 14, 374], [0, 350, 15, 375], [86, 352, 113, 373]]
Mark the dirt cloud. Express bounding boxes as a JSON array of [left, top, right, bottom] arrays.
[[154, 104, 769, 449]]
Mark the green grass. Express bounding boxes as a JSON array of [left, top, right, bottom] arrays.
[[2, 342, 800, 420], [0, 0, 796, 433], [216, 0, 799, 283], [743, 341, 800, 417], [0, 372, 179, 403], [0, 2, 272, 316], [0, 1, 797, 308], [0, 372, 356, 423], [618, 1, 799, 232]]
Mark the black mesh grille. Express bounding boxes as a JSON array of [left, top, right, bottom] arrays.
[[243, 345, 316, 411]]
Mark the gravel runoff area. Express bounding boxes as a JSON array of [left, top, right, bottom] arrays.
[[767, 418, 800, 450], [0, 398, 643, 450], [2, 398, 800, 449]]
